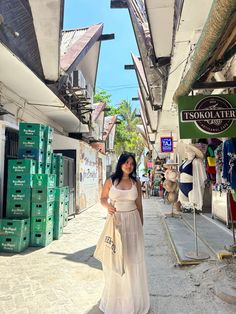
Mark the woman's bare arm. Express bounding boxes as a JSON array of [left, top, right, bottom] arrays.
[[100, 178, 116, 214], [135, 180, 144, 225]]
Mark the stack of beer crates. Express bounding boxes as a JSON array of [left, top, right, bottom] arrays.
[[17, 123, 56, 247], [31, 173, 56, 246], [52, 154, 69, 239], [0, 122, 70, 252], [0, 159, 35, 252]]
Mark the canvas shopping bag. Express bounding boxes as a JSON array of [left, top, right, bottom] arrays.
[[94, 214, 125, 276]]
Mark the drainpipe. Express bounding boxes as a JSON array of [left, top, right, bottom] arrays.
[[173, 0, 236, 104]]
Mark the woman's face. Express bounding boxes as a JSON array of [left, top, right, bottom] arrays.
[[121, 156, 135, 175]]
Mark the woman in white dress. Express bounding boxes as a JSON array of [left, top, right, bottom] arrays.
[[100, 152, 150, 314]]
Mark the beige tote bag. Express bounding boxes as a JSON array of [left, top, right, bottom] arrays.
[[94, 214, 125, 276]]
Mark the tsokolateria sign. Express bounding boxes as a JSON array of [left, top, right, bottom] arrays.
[[178, 94, 236, 139]]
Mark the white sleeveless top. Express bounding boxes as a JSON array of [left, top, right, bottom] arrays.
[[109, 180, 138, 212]]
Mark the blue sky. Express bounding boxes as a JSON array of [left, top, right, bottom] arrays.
[[63, 0, 139, 107]]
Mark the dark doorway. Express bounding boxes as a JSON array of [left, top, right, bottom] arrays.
[[2, 128, 19, 217]]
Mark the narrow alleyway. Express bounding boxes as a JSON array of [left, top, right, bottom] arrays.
[[0, 198, 236, 314]]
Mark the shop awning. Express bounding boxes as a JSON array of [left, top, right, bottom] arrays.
[[0, 42, 83, 133]]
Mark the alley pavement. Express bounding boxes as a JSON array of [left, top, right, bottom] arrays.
[[0, 197, 236, 314]]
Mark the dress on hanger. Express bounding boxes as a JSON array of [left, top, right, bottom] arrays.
[[178, 158, 207, 210], [223, 139, 236, 189], [99, 181, 150, 314]]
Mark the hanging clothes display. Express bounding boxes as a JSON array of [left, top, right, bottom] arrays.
[[178, 144, 207, 211], [214, 143, 223, 185], [205, 145, 217, 182], [222, 138, 236, 189]]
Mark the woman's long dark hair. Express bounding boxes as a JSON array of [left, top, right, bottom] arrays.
[[111, 152, 137, 185]]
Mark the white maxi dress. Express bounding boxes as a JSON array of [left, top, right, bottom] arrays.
[[99, 182, 150, 314]]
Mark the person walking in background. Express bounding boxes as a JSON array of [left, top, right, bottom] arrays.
[[99, 151, 150, 314], [141, 181, 147, 198]]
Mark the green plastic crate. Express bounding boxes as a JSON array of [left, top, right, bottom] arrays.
[[63, 216, 68, 227], [61, 186, 69, 202], [18, 135, 45, 150], [52, 154, 64, 167], [0, 218, 30, 237], [54, 187, 65, 203], [32, 188, 55, 203], [43, 163, 51, 175], [54, 201, 64, 215], [32, 174, 56, 189], [64, 201, 69, 212], [8, 159, 36, 174], [18, 148, 44, 162], [45, 126, 54, 141], [31, 202, 54, 217], [30, 230, 53, 247], [6, 200, 31, 218], [36, 162, 43, 174], [53, 222, 63, 240], [19, 123, 46, 137], [7, 188, 31, 202], [31, 215, 53, 233], [7, 174, 33, 188], [0, 234, 29, 253], [44, 150, 52, 164]]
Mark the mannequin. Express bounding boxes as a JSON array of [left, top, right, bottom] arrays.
[[163, 159, 180, 214], [178, 144, 207, 211]]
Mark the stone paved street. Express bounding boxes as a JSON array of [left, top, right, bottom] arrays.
[[0, 198, 236, 313]]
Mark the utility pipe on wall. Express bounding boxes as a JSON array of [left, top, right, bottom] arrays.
[[173, 0, 236, 104]]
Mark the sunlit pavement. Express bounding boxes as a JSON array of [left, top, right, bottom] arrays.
[[0, 198, 236, 314]]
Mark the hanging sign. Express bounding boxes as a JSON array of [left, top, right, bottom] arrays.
[[160, 137, 173, 153], [178, 94, 236, 139]]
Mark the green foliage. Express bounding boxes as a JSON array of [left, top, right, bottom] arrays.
[[94, 89, 112, 105], [94, 89, 113, 116], [112, 100, 145, 163], [94, 90, 145, 162]]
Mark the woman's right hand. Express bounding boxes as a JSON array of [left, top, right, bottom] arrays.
[[107, 204, 116, 215]]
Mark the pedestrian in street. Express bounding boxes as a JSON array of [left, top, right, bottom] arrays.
[[99, 151, 150, 314]]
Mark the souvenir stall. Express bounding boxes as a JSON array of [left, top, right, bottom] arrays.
[[212, 138, 236, 228], [163, 159, 180, 216], [178, 94, 236, 257]]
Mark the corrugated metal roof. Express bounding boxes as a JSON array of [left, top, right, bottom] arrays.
[[60, 23, 103, 72], [103, 116, 117, 141], [61, 28, 88, 57], [92, 102, 106, 122]]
